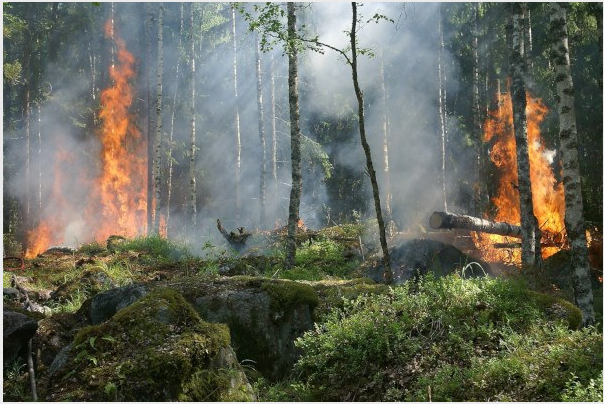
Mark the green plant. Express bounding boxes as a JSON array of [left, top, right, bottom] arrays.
[[293, 274, 601, 402], [562, 371, 604, 402], [50, 287, 88, 313], [113, 235, 191, 262]]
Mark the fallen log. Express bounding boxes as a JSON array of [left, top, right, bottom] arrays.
[[429, 211, 522, 238]]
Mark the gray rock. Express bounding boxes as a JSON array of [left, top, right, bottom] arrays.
[[3, 287, 21, 301], [3, 309, 38, 364], [89, 284, 147, 325], [49, 342, 72, 378], [366, 239, 492, 284], [189, 278, 316, 381]]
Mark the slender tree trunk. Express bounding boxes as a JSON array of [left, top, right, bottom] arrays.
[[270, 52, 278, 198], [550, 2, 595, 326], [37, 103, 42, 222], [232, 5, 242, 220], [145, 3, 154, 234], [23, 20, 32, 234], [437, 4, 448, 212], [255, 33, 267, 227], [471, 3, 482, 216], [285, 2, 302, 271], [508, 3, 540, 267], [351, 2, 392, 284], [379, 51, 392, 227], [153, 2, 164, 234], [523, 4, 534, 73], [188, 3, 197, 227], [166, 3, 184, 236]]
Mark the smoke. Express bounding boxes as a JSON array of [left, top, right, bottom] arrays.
[[5, 2, 469, 256]]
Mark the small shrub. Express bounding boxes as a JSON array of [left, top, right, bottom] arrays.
[[114, 235, 191, 261], [293, 274, 602, 402], [562, 371, 604, 402]]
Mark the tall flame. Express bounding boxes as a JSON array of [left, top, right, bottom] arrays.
[[24, 20, 146, 258], [474, 90, 566, 264], [90, 20, 147, 241]]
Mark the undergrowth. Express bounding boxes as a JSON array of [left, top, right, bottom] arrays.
[[283, 274, 602, 402]]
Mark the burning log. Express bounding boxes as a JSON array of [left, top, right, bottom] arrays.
[[430, 211, 522, 238]]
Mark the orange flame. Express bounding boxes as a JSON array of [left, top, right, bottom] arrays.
[[24, 20, 146, 258], [473, 90, 566, 264], [89, 20, 147, 241], [25, 149, 80, 258]]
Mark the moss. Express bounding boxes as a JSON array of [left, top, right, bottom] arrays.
[[54, 288, 246, 401], [525, 290, 583, 330], [260, 278, 319, 313]]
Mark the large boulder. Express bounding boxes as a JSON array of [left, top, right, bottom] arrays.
[[87, 283, 147, 325], [3, 309, 38, 365], [363, 239, 492, 284], [46, 288, 255, 402], [174, 276, 318, 381]]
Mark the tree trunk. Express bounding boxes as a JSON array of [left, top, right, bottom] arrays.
[[508, 3, 540, 267], [379, 51, 392, 226], [270, 52, 278, 199], [255, 33, 267, 226], [550, 2, 595, 326], [430, 211, 522, 238], [36, 103, 42, 223], [232, 5, 242, 221], [187, 3, 197, 227], [471, 3, 482, 216], [23, 19, 32, 234], [145, 3, 154, 234], [437, 4, 448, 212], [166, 3, 184, 236], [285, 2, 302, 271], [153, 2, 164, 234], [350, 2, 392, 284]]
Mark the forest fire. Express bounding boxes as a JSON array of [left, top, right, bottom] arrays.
[[90, 20, 147, 242], [473, 91, 566, 264], [24, 21, 146, 258]]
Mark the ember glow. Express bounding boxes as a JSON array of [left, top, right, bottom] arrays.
[[473, 90, 567, 264], [24, 20, 146, 257]]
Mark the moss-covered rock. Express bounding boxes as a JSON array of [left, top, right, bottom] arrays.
[[174, 276, 317, 381], [46, 288, 254, 401]]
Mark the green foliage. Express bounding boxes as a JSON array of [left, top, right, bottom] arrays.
[[292, 274, 601, 401], [562, 371, 604, 402], [113, 235, 191, 262], [3, 61, 22, 85], [301, 134, 333, 179]]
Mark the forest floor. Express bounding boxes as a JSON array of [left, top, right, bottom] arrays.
[[3, 222, 603, 401]]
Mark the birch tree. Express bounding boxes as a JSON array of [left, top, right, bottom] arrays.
[[255, 32, 267, 226], [550, 2, 594, 326], [379, 52, 392, 227], [508, 3, 540, 267], [165, 3, 184, 235], [437, 4, 448, 213], [232, 5, 242, 220], [284, 2, 303, 270], [187, 2, 197, 227], [153, 2, 164, 234]]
